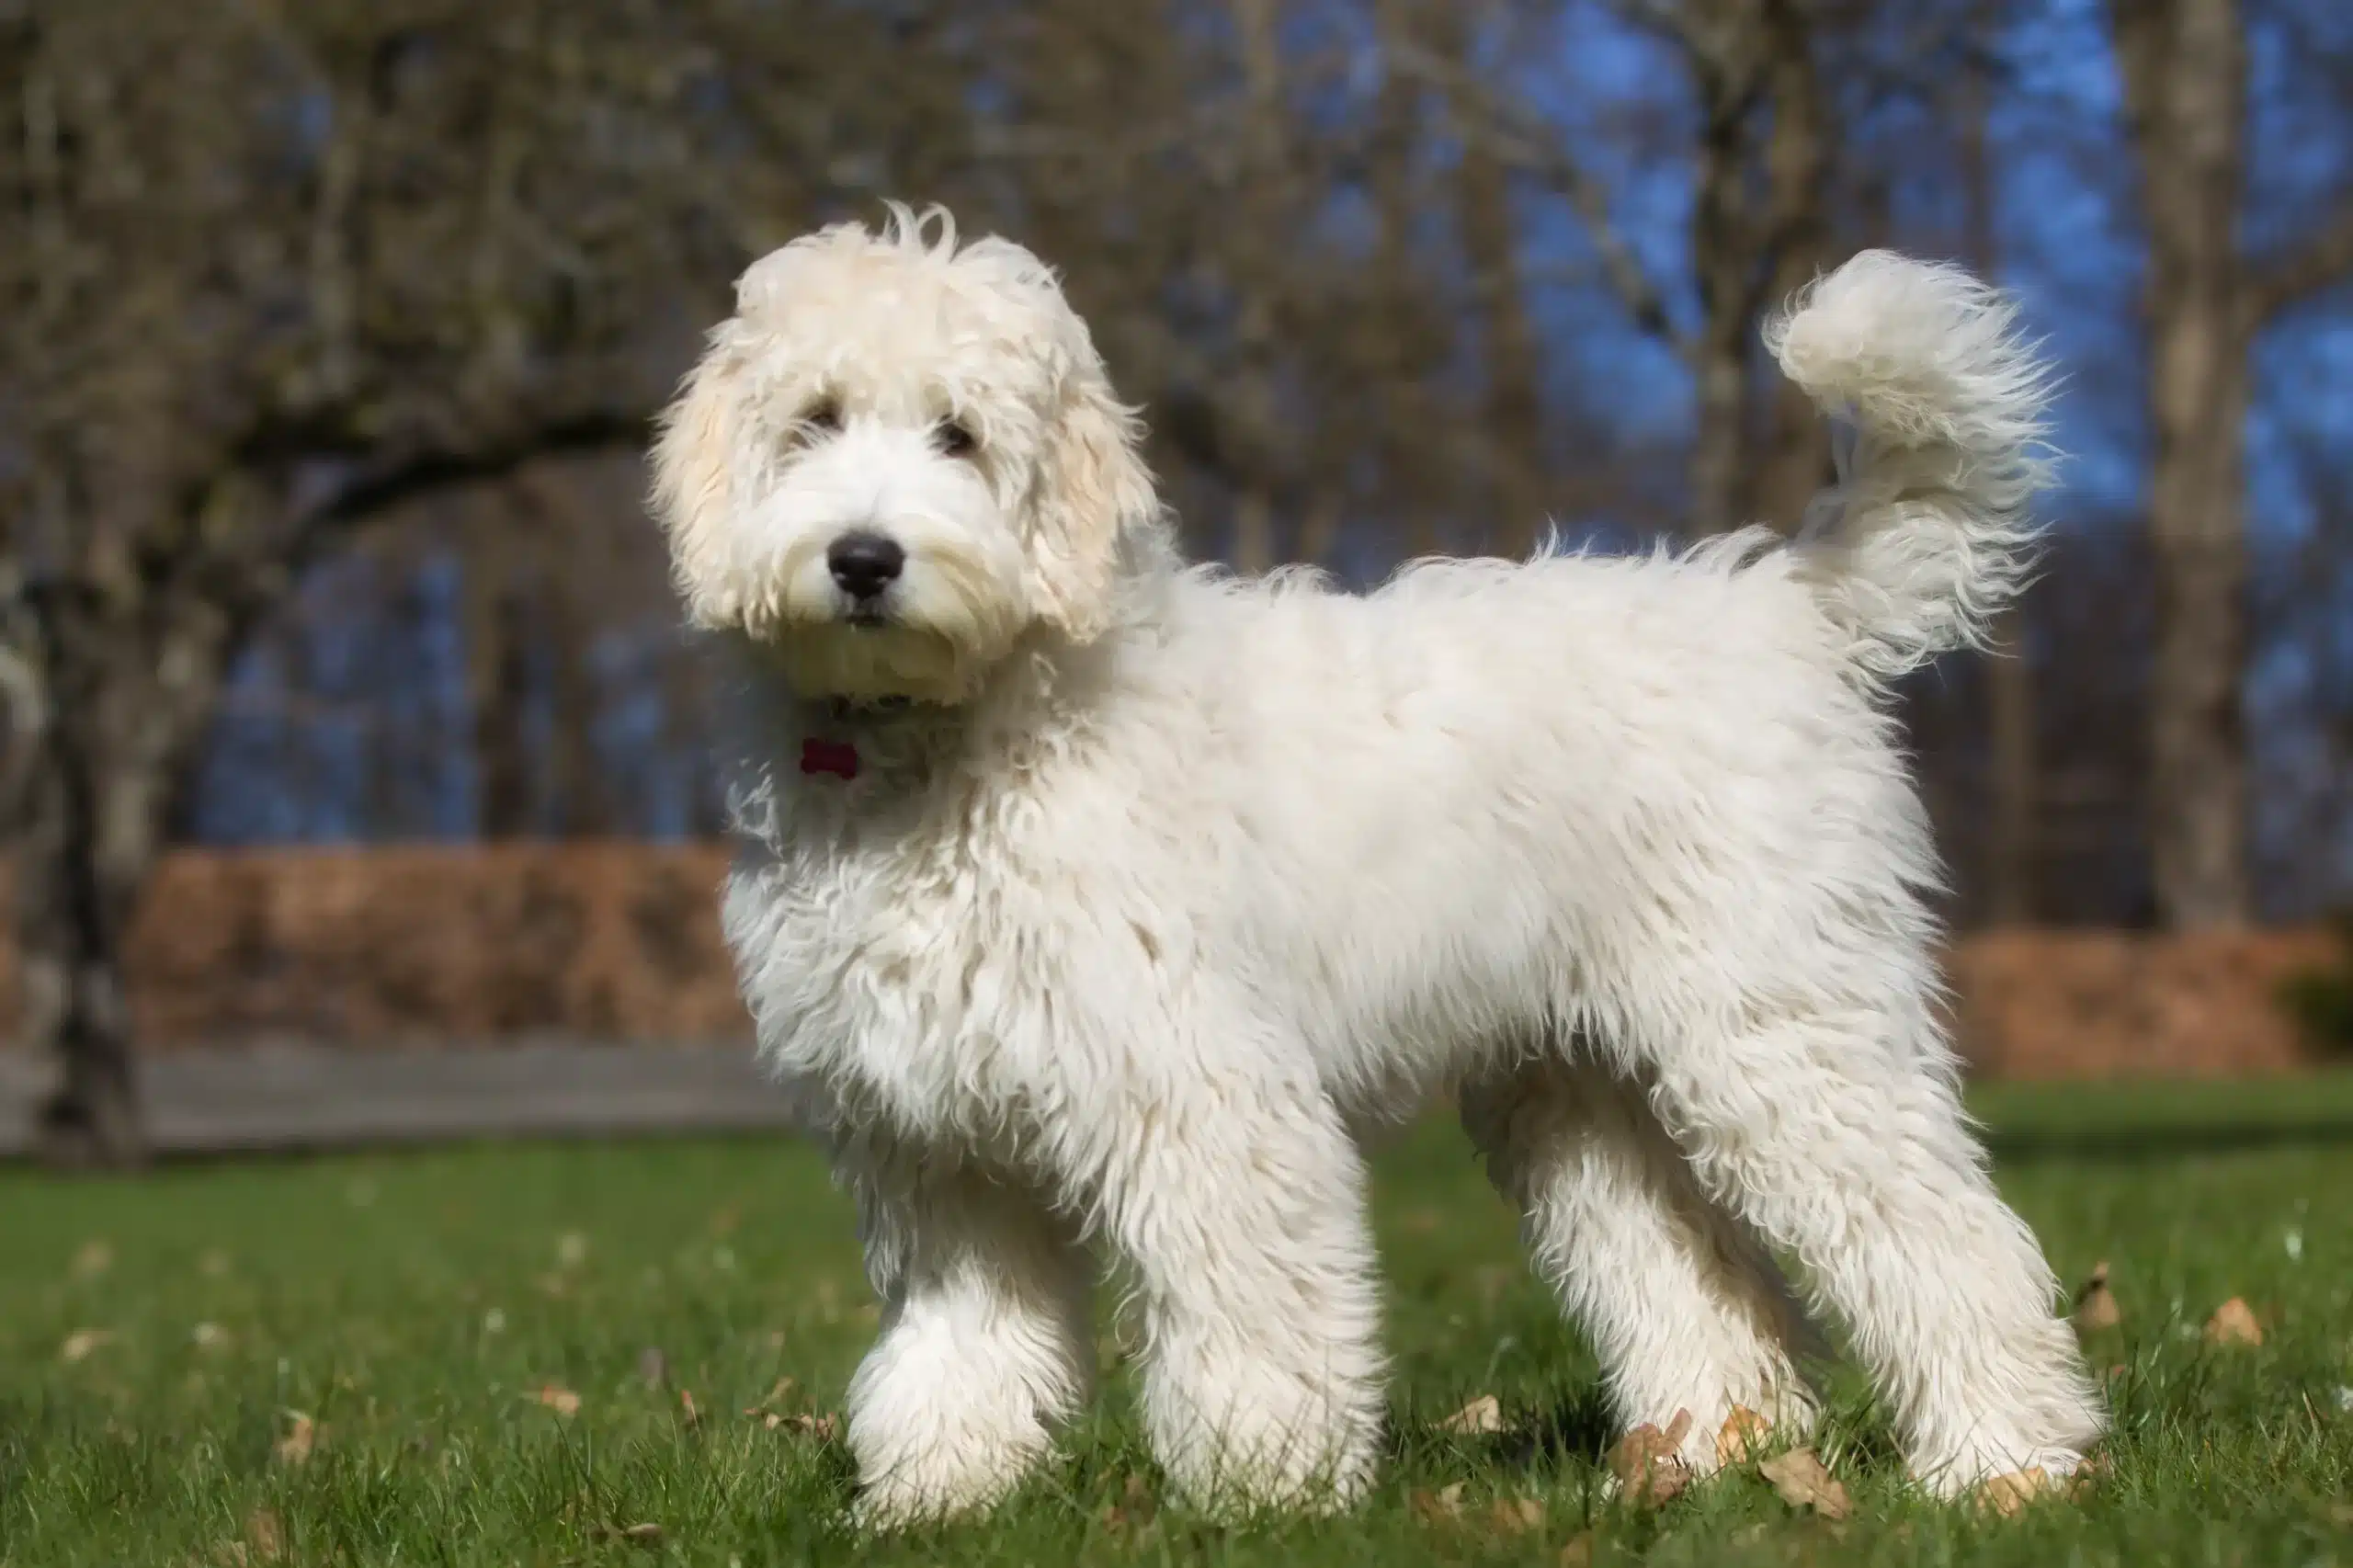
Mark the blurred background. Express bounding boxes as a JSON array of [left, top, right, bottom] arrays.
[[1, 0, 2349, 1167]]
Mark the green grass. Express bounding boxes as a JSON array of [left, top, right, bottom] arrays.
[[4, 1077, 2352, 1566]]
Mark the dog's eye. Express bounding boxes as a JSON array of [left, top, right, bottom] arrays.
[[800, 398, 843, 437], [936, 418, 978, 458]]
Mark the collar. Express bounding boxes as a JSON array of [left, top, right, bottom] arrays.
[[799, 697, 920, 782]]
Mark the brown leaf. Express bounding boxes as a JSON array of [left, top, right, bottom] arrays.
[[1440, 1394, 1506, 1435], [1609, 1409, 1694, 1506], [2073, 1261, 2121, 1331], [274, 1411, 317, 1467], [1716, 1404, 1769, 1465], [244, 1507, 287, 1563], [777, 1411, 837, 1439], [2203, 1297, 2263, 1346], [1410, 1482, 1466, 1522], [743, 1376, 798, 1417], [535, 1384, 583, 1417], [1974, 1468, 2052, 1517], [1487, 1496, 1545, 1534], [60, 1327, 114, 1363], [1557, 1532, 1595, 1566], [593, 1522, 664, 1549], [677, 1390, 700, 1427], [1757, 1448, 1851, 1520], [2065, 1452, 2111, 1500], [1101, 1473, 1158, 1533]]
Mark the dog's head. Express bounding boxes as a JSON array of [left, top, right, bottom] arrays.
[[650, 205, 1159, 704]]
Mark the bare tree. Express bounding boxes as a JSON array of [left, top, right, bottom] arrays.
[[0, 0, 858, 1161]]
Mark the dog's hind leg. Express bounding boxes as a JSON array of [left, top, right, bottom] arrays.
[[1626, 989, 2105, 1495], [1461, 1055, 1819, 1475], [836, 1146, 1096, 1524]]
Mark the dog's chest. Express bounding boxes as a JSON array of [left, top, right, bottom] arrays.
[[722, 824, 1067, 1140]]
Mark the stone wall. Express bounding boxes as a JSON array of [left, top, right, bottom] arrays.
[[0, 846, 2342, 1076]]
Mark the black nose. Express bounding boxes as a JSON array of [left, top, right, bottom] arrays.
[[826, 532, 905, 601]]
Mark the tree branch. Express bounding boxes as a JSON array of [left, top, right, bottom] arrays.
[[2244, 200, 2353, 325], [311, 411, 654, 528], [1389, 40, 1685, 350]]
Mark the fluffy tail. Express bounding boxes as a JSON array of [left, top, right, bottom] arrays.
[[1764, 250, 2055, 685]]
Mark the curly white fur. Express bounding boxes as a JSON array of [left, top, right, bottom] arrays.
[[653, 206, 2103, 1522]]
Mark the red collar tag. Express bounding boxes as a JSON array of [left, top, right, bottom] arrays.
[[800, 736, 860, 780]]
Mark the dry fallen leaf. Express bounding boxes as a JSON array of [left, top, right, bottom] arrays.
[[1441, 1394, 1506, 1436], [1488, 1496, 1545, 1534], [776, 1411, 837, 1439], [1557, 1530, 1595, 1566], [593, 1522, 664, 1549], [743, 1376, 798, 1417], [535, 1385, 583, 1417], [1410, 1482, 1466, 1522], [678, 1390, 700, 1427], [71, 1240, 114, 1280], [60, 1328, 113, 1363], [2073, 1261, 2121, 1331], [275, 1412, 318, 1467], [1757, 1448, 1851, 1520], [1101, 1473, 1158, 1533], [2204, 1297, 2263, 1346], [1609, 1409, 1695, 1506], [1717, 1404, 1770, 1465], [2065, 1452, 2111, 1500], [1975, 1467, 2052, 1517], [244, 1507, 287, 1563]]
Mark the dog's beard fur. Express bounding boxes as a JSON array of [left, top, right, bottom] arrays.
[[707, 438, 1035, 705]]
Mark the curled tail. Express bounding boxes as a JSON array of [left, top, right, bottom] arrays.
[[1764, 251, 2055, 685]]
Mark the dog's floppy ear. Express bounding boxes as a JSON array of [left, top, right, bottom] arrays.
[[1029, 376, 1157, 644], [649, 339, 743, 628]]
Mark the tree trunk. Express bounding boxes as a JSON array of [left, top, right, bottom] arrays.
[[1743, 0, 1835, 537], [1370, 0, 1447, 556], [1433, 4, 1545, 556], [2112, 0, 2252, 928], [1686, 44, 1759, 539], [15, 580, 238, 1166], [1224, 0, 1290, 574], [1958, 17, 2040, 926], [466, 538, 538, 837]]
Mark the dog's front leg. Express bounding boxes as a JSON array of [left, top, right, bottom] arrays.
[[1087, 1062, 1386, 1515], [836, 1148, 1094, 1525]]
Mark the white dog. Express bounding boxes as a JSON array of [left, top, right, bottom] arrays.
[[653, 205, 2103, 1521]]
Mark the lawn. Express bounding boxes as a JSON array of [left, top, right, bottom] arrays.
[[4, 1074, 2351, 1567]]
